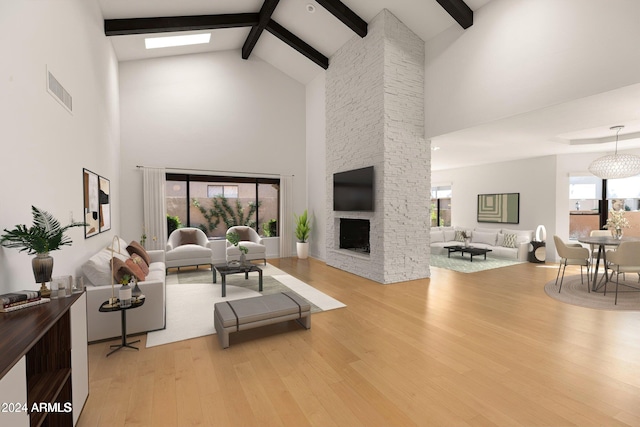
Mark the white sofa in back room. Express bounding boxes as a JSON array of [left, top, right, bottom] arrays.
[[430, 227, 534, 261], [81, 237, 166, 342]]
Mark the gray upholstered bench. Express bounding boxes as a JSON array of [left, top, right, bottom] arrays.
[[214, 292, 311, 348]]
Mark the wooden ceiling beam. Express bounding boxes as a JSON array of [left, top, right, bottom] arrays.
[[315, 0, 367, 37], [242, 0, 280, 60], [104, 13, 259, 36], [265, 20, 329, 69], [435, 0, 473, 29]]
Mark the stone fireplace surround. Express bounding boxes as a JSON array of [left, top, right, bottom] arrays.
[[325, 10, 430, 284]]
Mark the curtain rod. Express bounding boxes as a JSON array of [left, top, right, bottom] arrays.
[[135, 165, 292, 177]]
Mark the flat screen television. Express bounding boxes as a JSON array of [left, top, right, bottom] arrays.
[[333, 166, 374, 211]]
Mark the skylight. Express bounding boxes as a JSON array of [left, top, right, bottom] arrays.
[[145, 33, 211, 49]]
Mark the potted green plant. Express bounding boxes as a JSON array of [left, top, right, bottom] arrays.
[[262, 219, 277, 237], [226, 231, 249, 265], [0, 206, 85, 297], [295, 210, 311, 259]]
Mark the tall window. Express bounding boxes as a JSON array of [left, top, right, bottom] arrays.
[[569, 174, 640, 239], [569, 175, 601, 239], [166, 174, 279, 239], [431, 185, 451, 227], [606, 175, 640, 237]]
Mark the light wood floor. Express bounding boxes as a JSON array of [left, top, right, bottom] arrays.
[[78, 258, 640, 426]]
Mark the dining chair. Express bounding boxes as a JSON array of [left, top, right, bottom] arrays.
[[603, 241, 640, 304], [588, 229, 616, 279], [553, 235, 590, 293]]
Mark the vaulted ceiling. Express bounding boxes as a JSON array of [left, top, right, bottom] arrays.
[[98, 0, 640, 171], [99, 0, 489, 85]]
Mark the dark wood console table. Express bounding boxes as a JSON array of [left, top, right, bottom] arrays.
[[0, 293, 87, 426]]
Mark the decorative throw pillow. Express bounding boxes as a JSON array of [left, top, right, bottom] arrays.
[[454, 230, 466, 242], [234, 227, 251, 242], [443, 230, 456, 241], [126, 240, 151, 266], [107, 236, 130, 257], [502, 233, 518, 248], [430, 230, 445, 243], [131, 253, 149, 276], [472, 231, 498, 246], [180, 229, 198, 246], [125, 258, 146, 281], [111, 257, 136, 283]]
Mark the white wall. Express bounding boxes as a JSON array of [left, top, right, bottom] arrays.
[[432, 156, 557, 257], [0, 0, 120, 292], [118, 51, 307, 246], [425, 0, 640, 137], [306, 72, 327, 260]]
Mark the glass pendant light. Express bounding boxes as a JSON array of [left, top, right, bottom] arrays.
[[588, 125, 640, 179]]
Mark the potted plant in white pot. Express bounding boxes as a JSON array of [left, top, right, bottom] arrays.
[[295, 210, 311, 259], [226, 230, 249, 265], [0, 206, 85, 297]]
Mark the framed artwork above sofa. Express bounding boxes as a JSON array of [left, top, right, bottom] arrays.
[[83, 168, 111, 238], [477, 193, 519, 224]]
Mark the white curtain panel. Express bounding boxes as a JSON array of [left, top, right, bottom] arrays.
[[143, 167, 167, 250], [279, 175, 293, 258]]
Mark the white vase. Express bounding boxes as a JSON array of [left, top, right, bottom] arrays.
[[614, 227, 623, 240], [297, 242, 309, 259], [119, 284, 132, 308]]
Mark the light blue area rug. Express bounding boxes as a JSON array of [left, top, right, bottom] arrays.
[[430, 254, 524, 273]]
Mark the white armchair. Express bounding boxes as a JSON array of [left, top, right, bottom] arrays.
[[226, 226, 267, 264], [165, 227, 213, 271]]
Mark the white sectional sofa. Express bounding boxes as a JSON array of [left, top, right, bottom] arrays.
[[430, 227, 534, 261], [81, 237, 166, 342]]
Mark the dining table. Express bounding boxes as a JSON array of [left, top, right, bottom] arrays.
[[577, 235, 640, 291]]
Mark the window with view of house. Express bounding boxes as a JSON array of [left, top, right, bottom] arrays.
[[207, 185, 238, 198], [568, 174, 640, 239], [606, 175, 640, 237], [166, 174, 279, 239], [569, 175, 601, 239]]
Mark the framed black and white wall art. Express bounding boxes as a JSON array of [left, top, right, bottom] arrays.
[[98, 175, 111, 232], [83, 168, 99, 238]]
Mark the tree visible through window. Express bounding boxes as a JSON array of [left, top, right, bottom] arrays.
[[166, 174, 279, 239], [431, 185, 451, 227]]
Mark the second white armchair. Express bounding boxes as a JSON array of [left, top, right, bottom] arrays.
[[226, 226, 267, 265], [165, 227, 213, 272]]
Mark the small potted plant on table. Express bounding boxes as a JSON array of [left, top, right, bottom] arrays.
[[226, 231, 248, 265]]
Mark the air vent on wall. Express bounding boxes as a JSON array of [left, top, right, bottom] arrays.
[[47, 69, 72, 113]]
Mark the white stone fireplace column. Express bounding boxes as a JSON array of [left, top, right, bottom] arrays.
[[325, 9, 430, 284]]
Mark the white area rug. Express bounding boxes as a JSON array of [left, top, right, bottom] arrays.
[[146, 264, 345, 347]]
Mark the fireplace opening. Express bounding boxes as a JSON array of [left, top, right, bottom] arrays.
[[340, 219, 370, 254]]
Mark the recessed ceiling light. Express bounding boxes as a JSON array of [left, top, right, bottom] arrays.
[[306, 4, 316, 13], [432, 146, 441, 151], [145, 33, 211, 49]]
